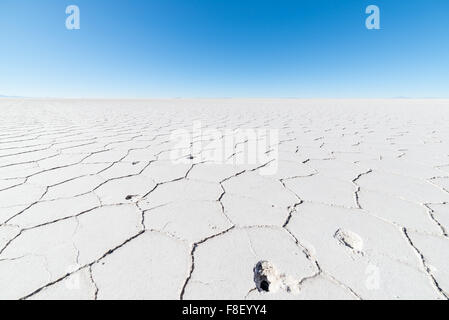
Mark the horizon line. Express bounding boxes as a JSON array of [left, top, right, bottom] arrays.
[[1, 96, 449, 100]]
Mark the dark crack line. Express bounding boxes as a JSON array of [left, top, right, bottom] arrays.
[[180, 226, 235, 300], [402, 227, 448, 299]]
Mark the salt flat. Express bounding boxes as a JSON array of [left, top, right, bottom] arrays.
[[0, 98, 448, 300]]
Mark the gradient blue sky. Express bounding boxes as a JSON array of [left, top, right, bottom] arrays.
[[1, 0, 448, 98]]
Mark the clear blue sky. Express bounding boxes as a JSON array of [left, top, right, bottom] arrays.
[[1, 0, 448, 98]]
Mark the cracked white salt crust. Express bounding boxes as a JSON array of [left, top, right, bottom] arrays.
[[223, 171, 298, 206], [94, 175, 156, 205], [1, 99, 449, 300], [139, 179, 222, 210], [91, 232, 190, 299], [8, 193, 101, 229], [358, 171, 449, 204], [284, 174, 357, 208], [429, 204, 449, 235], [0, 183, 46, 208], [183, 227, 317, 299], [42, 175, 105, 201], [144, 201, 233, 242], [29, 268, 97, 300], [358, 190, 442, 234], [247, 275, 357, 300], [287, 203, 443, 299], [407, 232, 449, 294]]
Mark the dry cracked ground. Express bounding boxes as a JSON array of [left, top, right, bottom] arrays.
[[1, 99, 449, 300]]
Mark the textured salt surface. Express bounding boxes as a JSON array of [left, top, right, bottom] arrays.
[[0, 98, 448, 300]]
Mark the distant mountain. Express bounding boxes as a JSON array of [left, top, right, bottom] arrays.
[[0, 94, 27, 98]]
